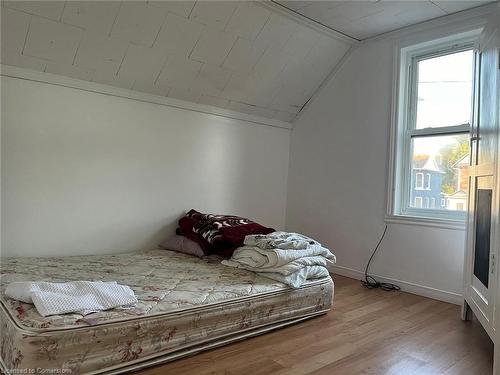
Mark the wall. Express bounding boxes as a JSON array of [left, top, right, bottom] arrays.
[[286, 30, 470, 304], [1, 76, 290, 257]]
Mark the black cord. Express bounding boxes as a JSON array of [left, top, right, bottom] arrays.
[[360, 225, 401, 291]]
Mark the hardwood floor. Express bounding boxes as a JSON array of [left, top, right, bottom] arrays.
[[137, 275, 493, 375]]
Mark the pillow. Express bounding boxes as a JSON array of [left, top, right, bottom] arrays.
[[158, 234, 205, 258], [176, 209, 275, 257]]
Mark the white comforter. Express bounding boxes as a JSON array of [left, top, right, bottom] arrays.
[[222, 232, 336, 288]]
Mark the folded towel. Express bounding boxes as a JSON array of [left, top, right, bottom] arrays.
[[5, 281, 138, 317]]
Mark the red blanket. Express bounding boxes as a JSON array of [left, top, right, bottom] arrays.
[[177, 209, 275, 257]]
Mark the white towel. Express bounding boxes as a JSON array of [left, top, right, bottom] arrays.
[[5, 281, 138, 317]]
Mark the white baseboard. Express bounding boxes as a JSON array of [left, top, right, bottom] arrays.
[[331, 264, 463, 305]]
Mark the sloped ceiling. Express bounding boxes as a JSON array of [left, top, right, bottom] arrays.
[[276, 0, 495, 40], [0, 1, 352, 122], [3, 1, 494, 123]]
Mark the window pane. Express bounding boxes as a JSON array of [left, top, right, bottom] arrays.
[[415, 197, 423, 208], [409, 134, 470, 211], [416, 173, 423, 189], [415, 50, 474, 129]]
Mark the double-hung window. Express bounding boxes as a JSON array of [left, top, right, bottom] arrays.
[[389, 32, 479, 225]]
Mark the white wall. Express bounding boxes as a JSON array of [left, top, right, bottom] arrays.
[[286, 33, 468, 303], [1, 76, 290, 257]]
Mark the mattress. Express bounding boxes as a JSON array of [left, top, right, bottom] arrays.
[[0, 249, 334, 374]]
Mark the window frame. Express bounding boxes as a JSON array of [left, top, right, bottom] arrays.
[[387, 31, 480, 228]]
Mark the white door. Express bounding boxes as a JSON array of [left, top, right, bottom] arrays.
[[463, 14, 499, 340]]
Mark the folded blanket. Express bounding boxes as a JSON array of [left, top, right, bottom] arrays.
[[222, 232, 336, 288], [5, 281, 137, 317], [176, 209, 275, 256]]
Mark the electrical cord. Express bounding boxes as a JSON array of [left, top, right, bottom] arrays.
[[360, 225, 401, 291]]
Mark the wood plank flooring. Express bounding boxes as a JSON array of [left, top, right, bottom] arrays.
[[137, 275, 493, 375]]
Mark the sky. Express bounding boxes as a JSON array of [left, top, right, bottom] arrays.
[[413, 49, 473, 155]]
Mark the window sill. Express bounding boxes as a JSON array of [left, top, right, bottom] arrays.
[[385, 214, 466, 230]]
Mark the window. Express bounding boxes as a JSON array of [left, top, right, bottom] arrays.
[[415, 197, 423, 208], [415, 173, 424, 189], [425, 174, 431, 190], [389, 33, 478, 223]]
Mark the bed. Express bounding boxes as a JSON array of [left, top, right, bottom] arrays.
[[0, 249, 334, 374]]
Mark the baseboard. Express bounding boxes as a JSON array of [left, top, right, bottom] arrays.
[[331, 264, 463, 305]]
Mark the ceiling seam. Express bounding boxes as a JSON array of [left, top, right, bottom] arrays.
[[151, 6, 170, 49], [187, 1, 197, 19], [254, 6, 273, 42], [108, 0, 123, 38], [187, 29, 202, 61], [222, 3, 240, 33], [58, 1, 67, 22], [220, 36, 239, 68], [3, 4, 69, 23], [71, 28, 85, 66], [268, 0, 361, 42], [429, 1, 450, 15], [115, 44, 129, 78], [358, 2, 496, 45], [20, 15, 31, 56], [292, 44, 359, 128]]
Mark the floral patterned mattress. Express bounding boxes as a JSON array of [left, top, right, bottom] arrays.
[[0, 249, 334, 374]]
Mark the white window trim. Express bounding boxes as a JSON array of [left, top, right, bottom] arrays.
[[386, 30, 481, 230], [425, 173, 431, 190]]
